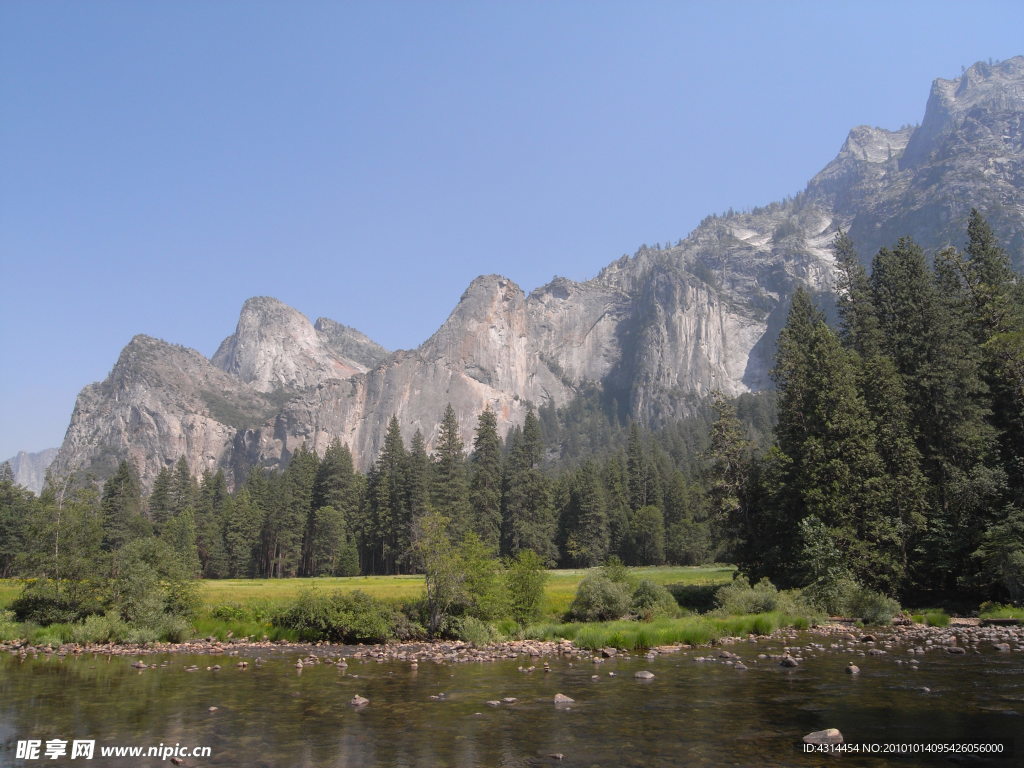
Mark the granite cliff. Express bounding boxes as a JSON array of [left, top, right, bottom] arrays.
[[49, 58, 1024, 488]]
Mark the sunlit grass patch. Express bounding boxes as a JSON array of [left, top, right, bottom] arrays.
[[522, 611, 808, 651]]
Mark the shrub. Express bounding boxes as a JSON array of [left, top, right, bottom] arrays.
[[630, 579, 679, 620], [504, 550, 548, 626], [847, 587, 900, 625], [71, 612, 131, 644], [10, 579, 103, 625], [923, 611, 950, 628], [600, 556, 632, 585], [714, 576, 797, 615], [274, 589, 397, 643], [567, 574, 632, 622], [979, 602, 1023, 619], [802, 575, 860, 616], [452, 616, 499, 646]]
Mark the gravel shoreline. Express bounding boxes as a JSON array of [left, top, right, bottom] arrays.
[[4, 621, 1022, 665]]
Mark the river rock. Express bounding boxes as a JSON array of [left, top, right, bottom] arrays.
[[350, 695, 370, 707], [634, 670, 655, 679], [553, 693, 575, 704], [601, 647, 617, 658], [803, 728, 844, 745], [846, 663, 860, 674], [779, 655, 800, 667], [945, 646, 966, 655]]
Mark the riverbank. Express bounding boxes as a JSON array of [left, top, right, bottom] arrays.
[[5, 621, 1021, 665]]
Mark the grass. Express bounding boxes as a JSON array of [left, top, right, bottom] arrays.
[[979, 604, 1024, 620], [196, 565, 735, 617], [1, 566, 738, 643], [523, 611, 812, 650], [909, 609, 950, 627], [0, 580, 24, 609]]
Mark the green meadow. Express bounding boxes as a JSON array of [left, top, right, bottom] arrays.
[[2, 565, 735, 618]]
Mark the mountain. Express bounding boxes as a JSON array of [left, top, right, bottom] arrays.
[[3, 448, 58, 494], [50, 57, 1024, 489]]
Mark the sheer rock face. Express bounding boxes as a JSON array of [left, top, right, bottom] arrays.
[[3, 448, 58, 494], [52, 58, 1024, 488]]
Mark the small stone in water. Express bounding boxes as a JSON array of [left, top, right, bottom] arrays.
[[803, 728, 844, 745]]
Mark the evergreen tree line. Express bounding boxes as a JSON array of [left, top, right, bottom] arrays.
[[721, 211, 1024, 604], [2, 393, 766, 580]]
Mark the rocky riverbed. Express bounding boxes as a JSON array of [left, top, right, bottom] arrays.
[[4, 621, 1022, 667]]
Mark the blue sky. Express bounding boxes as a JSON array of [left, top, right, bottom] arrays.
[[1, 1, 1023, 458]]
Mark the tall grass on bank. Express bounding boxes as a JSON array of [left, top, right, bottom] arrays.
[[979, 603, 1023, 620], [523, 612, 813, 651]]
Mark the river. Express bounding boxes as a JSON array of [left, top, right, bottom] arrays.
[[1, 628, 1021, 767]]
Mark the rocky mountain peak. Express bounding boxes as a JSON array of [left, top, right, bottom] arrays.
[[212, 296, 383, 393], [313, 317, 390, 369], [902, 56, 1024, 169]]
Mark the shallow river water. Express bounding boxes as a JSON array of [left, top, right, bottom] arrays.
[[1, 632, 1021, 767]]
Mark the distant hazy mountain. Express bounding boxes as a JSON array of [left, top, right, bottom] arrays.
[[50, 57, 1024, 489], [3, 448, 58, 494]]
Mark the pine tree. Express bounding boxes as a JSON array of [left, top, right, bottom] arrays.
[[163, 504, 201, 576], [501, 408, 557, 564], [432, 404, 470, 536], [100, 461, 147, 551], [626, 423, 660, 511], [873, 237, 1002, 593], [169, 457, 198, 518], [147, 466, 174, 530], [223, 489, 260, 577], [365, 416, 410, 573], [628, 506, 666, 565], [704, 394, 750, 557], [196, 470, 229, 578], [406, 429, 432, 520], [469, 406, 503, 550], [277, 446, 317, 577], [563, 460, 610, 566]]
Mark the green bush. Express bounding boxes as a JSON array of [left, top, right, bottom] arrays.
[[630, 579, 679, 620], [71, 612, 131, 644], [10, 579, 103, 625], [567, 573, 632, 621], [802, 575, 860, 616], [504, 550, 548, 626], [923, 611, 950, 627], [274, 589, 398, 643], [847, 587, 900, 625], [714, 575, 807, 616], [452, 615, 499, 646]]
